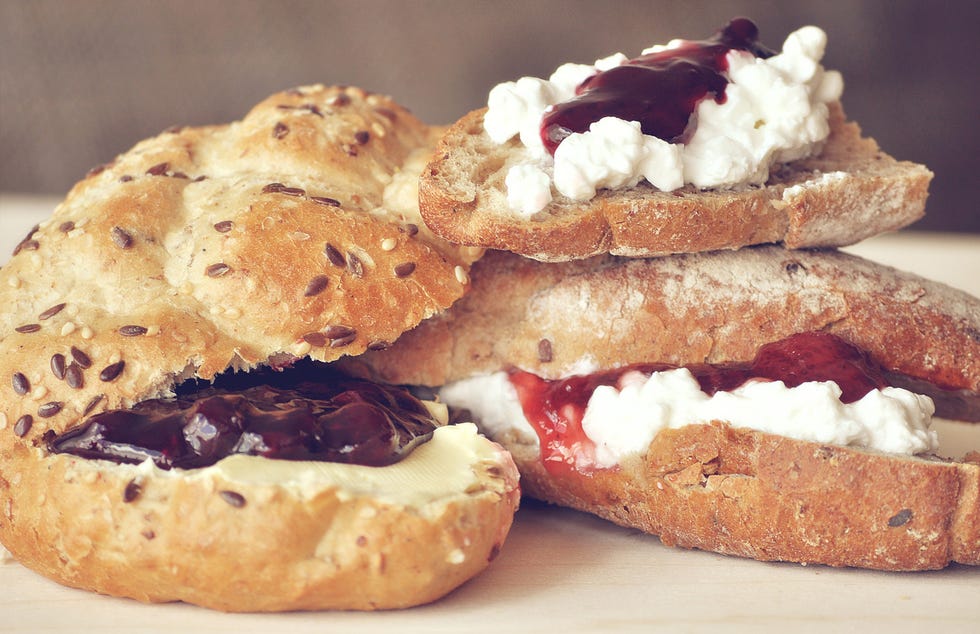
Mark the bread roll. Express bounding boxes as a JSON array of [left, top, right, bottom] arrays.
[[0, 85, 518, 611]]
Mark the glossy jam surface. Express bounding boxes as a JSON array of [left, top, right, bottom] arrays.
[[510, 332, 890, 473], [50, 363, 437, 469], [540, 17, 774, 154]]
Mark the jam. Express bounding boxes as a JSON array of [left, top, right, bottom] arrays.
[[540, 17, 774, 154], [510, 332, 892, 473], [49, 362, 437, 470]]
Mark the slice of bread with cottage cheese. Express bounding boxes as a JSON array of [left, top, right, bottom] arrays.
[[419, 102, 933, 262], [340, 248, 980, 570]]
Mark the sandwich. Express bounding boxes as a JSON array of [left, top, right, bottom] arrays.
[[0, 85, 519, 611], [342, 247, 980, 570]]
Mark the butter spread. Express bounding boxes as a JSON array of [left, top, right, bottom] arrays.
[[125, 423, 511, 510]]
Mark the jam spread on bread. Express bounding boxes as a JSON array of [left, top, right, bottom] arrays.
[[540, 17, 774, 153], [49, 363, 437, 469], [511, 332, 890, 473]]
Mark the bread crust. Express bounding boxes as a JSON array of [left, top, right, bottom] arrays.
[[344, 247, 980, 401], [419, 103, 933, 261], [0, 85, 513, 610], [501, 422, 978, 571], [0, 425, 520, 611]]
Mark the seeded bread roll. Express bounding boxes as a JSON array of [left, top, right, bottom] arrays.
[[0, 85, 520, 611], [418, 103, 933, 261], [344, 248, 980, 402]]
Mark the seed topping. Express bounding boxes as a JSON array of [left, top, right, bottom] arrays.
[[325, 325, 357, 348], [538, 338, 554, 363], [70, 346, 92, 369], [206, 263, 231, 278], [111, 226, 134, 249], [302, 332, 327, 347], [346, 251, 364, 278], [354, 130, 370, 145], [100, 361, 125, 382], [58, 221, 76, 233], [304, 275, 330, 297], [123, 480, 142, 503], [272, 121, 289, 139], [394, 261, 417, 278], [146, 162, 170, 176], [262, 182, 285, 194], [311, 196, 341, 207], [324, 243, 346, 267], [65, 363, 84, 390], [213, 220, 234, 233], [12, 372, 30, 395], [13, 415, 33, 437], [15, 324, 41, 334], [219, 490, 247, 508], [83, 394, 106, 415], [39, 303, 66, 320], [366, 340, 390, 351], [119, 325, 148, 337], [38, 402, 63, 418], [51, 354, 67, 380]]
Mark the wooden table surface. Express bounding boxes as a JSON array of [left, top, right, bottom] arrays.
[[1, 195, 978, 633]]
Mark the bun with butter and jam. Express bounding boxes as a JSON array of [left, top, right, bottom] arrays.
[[0, 85, 519, 612], [343, 248, 980, 571], [418, 19, 933, 261]]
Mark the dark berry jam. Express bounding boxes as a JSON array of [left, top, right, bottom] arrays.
[[510, 332, 891, 474], [49, 362, 437, 470], [540, 17, 774, 154]]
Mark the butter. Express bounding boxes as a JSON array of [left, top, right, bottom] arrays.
[[140, 424, 505, 510]]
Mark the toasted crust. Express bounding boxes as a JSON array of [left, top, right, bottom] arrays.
[[419, 103, 933, 261], [344, 248, 980, 400], [0, 85, 514, 611], [501, 422, 979, 571]]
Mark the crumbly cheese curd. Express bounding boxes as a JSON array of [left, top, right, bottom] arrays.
[[485, 25, 844, 216], [438, 369, 938, 470]]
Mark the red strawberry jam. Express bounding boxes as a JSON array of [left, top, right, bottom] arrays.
[[49, 361, 437, 470], [540, 17, 774, 154], [510, 332, 889, 474]]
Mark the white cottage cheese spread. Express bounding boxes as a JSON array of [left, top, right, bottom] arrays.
[[439, 369, 938, 470], [485, 25, 844, 216]]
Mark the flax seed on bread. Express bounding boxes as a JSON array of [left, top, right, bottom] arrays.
[[418, 103, 933, 261]]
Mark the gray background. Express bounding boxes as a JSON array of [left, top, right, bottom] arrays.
[[1, 0, 977, 232]]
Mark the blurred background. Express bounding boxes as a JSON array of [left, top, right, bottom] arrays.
[[1, 0, 977, 232]]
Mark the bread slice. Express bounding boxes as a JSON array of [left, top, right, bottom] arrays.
[[419, 103, 933, 261], [502, 419, 979, 571], [342, 248, 980, 410]]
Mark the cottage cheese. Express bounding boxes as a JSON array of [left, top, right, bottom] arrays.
[[439, 369, 938, 470], [486, 26, 844, 216]]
